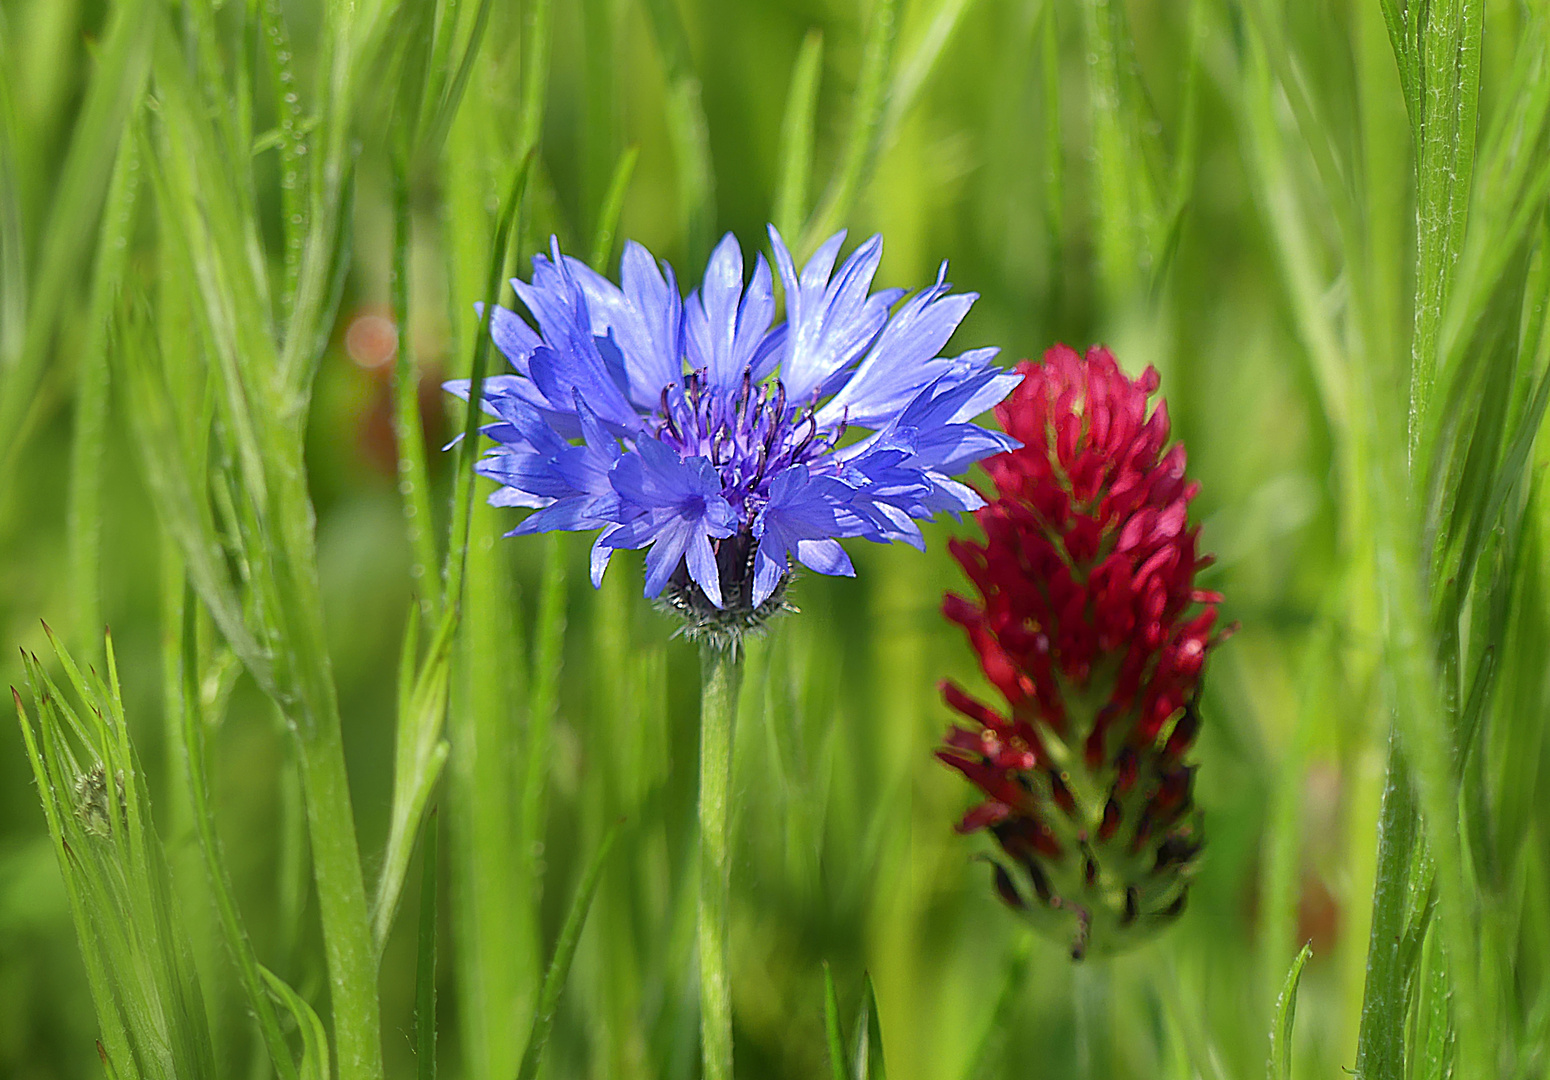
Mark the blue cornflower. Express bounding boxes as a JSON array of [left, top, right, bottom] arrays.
[[448, 226, 1022, 638]]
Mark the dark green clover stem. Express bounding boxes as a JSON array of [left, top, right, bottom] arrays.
[[698, 642, 744, 1080]]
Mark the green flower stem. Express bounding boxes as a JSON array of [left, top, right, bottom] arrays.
[[1073, 960, 1110, 1080], [698, 642, 744, 1080]]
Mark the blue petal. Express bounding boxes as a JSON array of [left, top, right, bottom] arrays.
[[473, 303, 543, 374], [507, 494, 618, 535], [815, 263, 977, 428], [590, 530, 619, 586], [642, 517, 693, 597], [684, 530, 723, 608], [794, 538, 855, 577], [768, 227, 899, 403], [686, 233, 776, 389]]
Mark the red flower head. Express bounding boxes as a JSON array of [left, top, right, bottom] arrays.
[[936, 344, 1227, 959]]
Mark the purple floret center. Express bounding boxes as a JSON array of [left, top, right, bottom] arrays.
[[654, 368, 845, 524]]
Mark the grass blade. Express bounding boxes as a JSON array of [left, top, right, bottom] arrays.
[[67, 127, 141, 648], [1267, 943, 1312, 1080], [444, 151, 533, 607], [801, 0, 899, 254], [0, 0, 153, 481], [850, 972, 887, 1080], [416, 809, 440, 1080], [773, 29, 824, 243], [823, 962, 848, 1080], [262, 966, 334, 1080], [391, 154, 442, 617], [514, 822, 621, 1080], [176, 592, 300, 1080], [588, 144, 640, 272], [641, 0, 717, 262]]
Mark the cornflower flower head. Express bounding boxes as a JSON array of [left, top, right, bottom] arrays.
[[936, 344, 1228, 959], [448, 227, 1023, 648]]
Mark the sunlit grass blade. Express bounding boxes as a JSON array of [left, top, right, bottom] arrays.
[[1267, 943, 1311, 1080], [518, 531, 567, 957], [641, 0, 716, 262], [773, 29, 823, 243], [174, 592, 300, 1080], [823, 962, 848, 1080], [415, 809, 439, 1080], [849, 972, 887, 1080], [391, 156, 442, 616], [413, 0, 497, 165], [878, 0, 977, 153], [257, 0, 308, 318], [261, 965, 334, 1080], [116, 302, 273, 693], [444, 150, 533, 605], [15, 636, 219, 1080], [373, 603, 454, 953], [67, 127, 141, 649], [957, 936, 1031, 1080], [0, 29, 24, 373], [514, 823, 621, 1080], [588, 144, 640, 272], [0, 0, 152, 483], [1079, 0, 1159, 304], [801, 0, 898, 255]]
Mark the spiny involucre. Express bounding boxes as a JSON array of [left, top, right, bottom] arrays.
[[937, 344, 1228, 959], [448, 227, 1023, 647]]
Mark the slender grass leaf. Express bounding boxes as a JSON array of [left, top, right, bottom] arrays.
[[414, 0, 497, 167], [641, 0, 716, 262], [773, 30, 823, 244], [67, 125, 141, 649], [850, 972, 887, 1080], [373, 600, 454, 953], [879, 0, 977, 153], [823, 962, 847, 1080], [262, 966, 334, 1080], [257, 0, 308, 317], [514, 823, 621, 1080], [801, 0, 898, 255], [445, 150, 533, 607], [1267, 943, 1311, 1080], [958, 935, 1031, 1080], [175, 591, 300, 1080], [0, 30, 24, 372], [0, 0, 153, 476], [391, 156, 442, 617], [517, 0, 553, 158], [589, 144, 639, 272], [416, 809, 439, 1080]]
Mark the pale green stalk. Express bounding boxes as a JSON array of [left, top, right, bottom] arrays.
[[391, 157, 441, 619], [800, 0, 898, 255], [67, 128, 140, 649], [640, 0, 716, 262], [773, 30, 824, 243], [1072, 962, 1109, 1080], [698, 643, 744, 1080]]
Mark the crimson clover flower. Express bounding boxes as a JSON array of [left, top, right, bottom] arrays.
[[936, 344, 1227, 959], [448, 227, 1023, 645]]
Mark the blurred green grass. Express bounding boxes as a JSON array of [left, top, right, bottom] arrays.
[[1, 0, 1547, 1078]]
